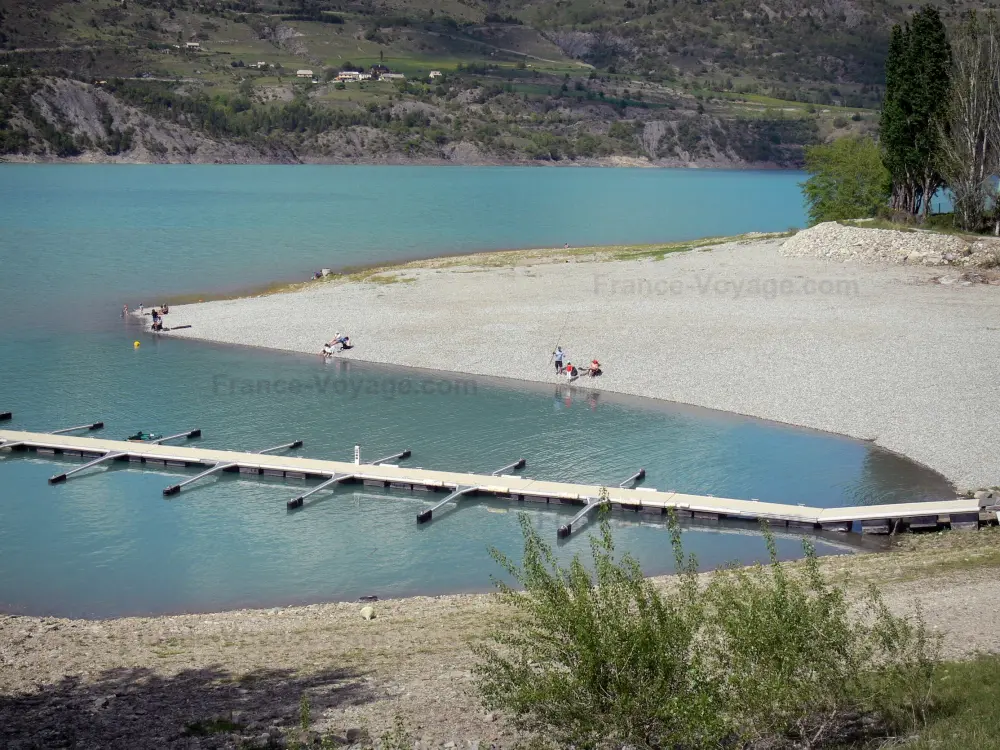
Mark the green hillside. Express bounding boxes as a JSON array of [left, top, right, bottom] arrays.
[[0, 0, 949, 164]]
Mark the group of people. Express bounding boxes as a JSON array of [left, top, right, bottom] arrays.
[[150, 304, 170, 331], [121, 303, 170, 331], [552, 346, 602, 380], [321, 332, 352, 357]]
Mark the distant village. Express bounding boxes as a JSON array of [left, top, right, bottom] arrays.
[[172, 41, 445, 84], [225, 55, 443, 84]]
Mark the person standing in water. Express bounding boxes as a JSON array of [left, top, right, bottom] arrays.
[[553, 346, 565, 375]]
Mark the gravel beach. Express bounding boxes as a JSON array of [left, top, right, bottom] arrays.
[[164, 232, 1000, 491], [4, 530, 1000, 748]]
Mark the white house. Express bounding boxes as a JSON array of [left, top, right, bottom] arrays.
[[429, 70, 442, 79], [185, 42, 201, 50], [296, 69, 313, 78], [336, 71, 361, 81], [255, 61, 268, 69]]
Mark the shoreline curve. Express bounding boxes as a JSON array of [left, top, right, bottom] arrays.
[[155, 234, 999, 492]]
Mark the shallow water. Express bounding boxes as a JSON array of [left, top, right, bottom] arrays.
[[0, 165, 953, 618]]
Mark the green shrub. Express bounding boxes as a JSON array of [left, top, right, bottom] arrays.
[[704, 536, 936, 746], [475, 511, 724, 749], [802, 136, 890, 224], [475, 510, 938, 749]]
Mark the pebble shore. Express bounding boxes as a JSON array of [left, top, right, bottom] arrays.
[[4, 532, 1000, 748], [164, 225, 1000, 492]]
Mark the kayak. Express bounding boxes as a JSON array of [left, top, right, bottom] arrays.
[[126, 431, 162, 442]]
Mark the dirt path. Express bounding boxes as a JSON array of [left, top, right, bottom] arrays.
[[2, 530, 999, 748]]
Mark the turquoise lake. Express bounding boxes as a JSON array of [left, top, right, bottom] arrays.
[[0, 165, 954, 618]]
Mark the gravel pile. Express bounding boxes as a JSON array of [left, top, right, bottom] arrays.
[[165, 239, 1000, 491], [781, 221, 1000, 268]]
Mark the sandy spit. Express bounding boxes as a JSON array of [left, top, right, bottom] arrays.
[[162, 238, 1000, 491]]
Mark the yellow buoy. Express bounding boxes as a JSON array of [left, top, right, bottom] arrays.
[[133, 341, 140, 348]]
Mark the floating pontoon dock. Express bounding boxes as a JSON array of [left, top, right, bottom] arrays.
[[0, 428, 984, 535]]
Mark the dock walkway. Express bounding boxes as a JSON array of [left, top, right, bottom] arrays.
[[0, 429, 982, 534]]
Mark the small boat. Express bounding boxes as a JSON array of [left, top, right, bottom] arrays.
[[126, 431, 162, 442]]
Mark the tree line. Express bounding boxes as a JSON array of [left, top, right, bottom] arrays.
[[804, 5, 1000, 232]]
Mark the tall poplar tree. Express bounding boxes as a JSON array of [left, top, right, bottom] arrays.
[[938, 11, 1000, 231], [880, 6, 952, 218]]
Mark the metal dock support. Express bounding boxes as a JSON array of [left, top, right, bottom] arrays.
[[287, 472, 356, 509], [492, 458, 527, 476], [163, 462, 236, 495], [558, 497, 607, 539], [163, 439, 303, 495], [619, 468, 646, 488], [51, 422, 105, 435], [0, 412, 11, 422], [559, 469, 645, 538], [149, 429, 201, 444], [416, 459, 525, 524], [372, 449, 412, 465], [416, 485, 478, 523], [49, 451, 126, 484]]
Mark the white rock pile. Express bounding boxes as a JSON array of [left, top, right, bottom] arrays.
[[781, 221, 1000, 268]]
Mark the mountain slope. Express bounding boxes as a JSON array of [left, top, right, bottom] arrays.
[[0, 0, 934, 165]]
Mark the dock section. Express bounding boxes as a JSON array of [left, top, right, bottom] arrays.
[[0, 429, 983, 534]]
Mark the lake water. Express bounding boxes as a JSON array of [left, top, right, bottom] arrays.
[[0, 165, 954, 618]]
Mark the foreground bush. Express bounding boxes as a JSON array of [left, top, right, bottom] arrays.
[[474, 510, 938, 749]]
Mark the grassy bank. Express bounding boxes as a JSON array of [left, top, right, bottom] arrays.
[[164, 230, 793, 305], [903, 655, 1000, 750]]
